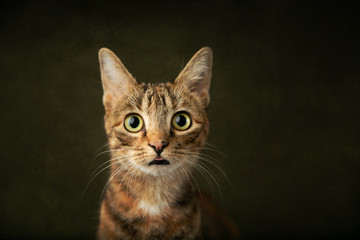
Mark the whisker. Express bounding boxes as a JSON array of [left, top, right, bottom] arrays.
[[82, 159, 122, 200], [178, 161, 202, 200], [192, 152, 223, 165], [86, 145, 125, 174], [180, 150, 233, 187], [126, 164, 141, 197], [186, 158, 216, 198], [114, 162, 138, 205], [91, 156, 128, 177], [197, 156, 232, 187], [98, 160, 133, 207], [185, 153, 232, 187], [196, 161, 223, 199], [93, 148, 125, 161], [95, 142, 111, 153], [191, 146, 227, 158], [185, 155, 224, 199]]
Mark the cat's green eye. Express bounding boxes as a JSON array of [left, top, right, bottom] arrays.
[[172, 112, 191, 131], [124, 114, 144, 133]]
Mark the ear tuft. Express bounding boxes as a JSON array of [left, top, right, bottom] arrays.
[[174, 47, 213, 107]]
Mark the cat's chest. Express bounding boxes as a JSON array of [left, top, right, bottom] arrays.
[[134, 183, 173, 216], [106, 178, 200, 238], [137, 199, 167, 216]]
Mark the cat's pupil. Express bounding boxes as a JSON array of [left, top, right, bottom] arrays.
[[129, 116, 140, 128], [175, 115, 186, 127]]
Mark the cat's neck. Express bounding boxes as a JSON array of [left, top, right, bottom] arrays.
[[108, 167, 195, 217]]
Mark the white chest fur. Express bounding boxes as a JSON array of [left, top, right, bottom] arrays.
[[136, 179, 176, 216], [138, 200, 167, 216]]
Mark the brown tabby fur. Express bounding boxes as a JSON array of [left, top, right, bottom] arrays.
[[97, 47, 239, 240]]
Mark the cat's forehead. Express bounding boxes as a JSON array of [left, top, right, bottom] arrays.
[[140, 82, 199, 113], [113, 81, 203, 123], [141, 83, 173, 111]]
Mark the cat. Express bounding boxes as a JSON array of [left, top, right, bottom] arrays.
[[96, 47, 239, 240]]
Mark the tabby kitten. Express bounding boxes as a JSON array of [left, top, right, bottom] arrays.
[[97, 47, 238, 240]]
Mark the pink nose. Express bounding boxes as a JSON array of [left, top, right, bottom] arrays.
[[148, 141, 168, 155]]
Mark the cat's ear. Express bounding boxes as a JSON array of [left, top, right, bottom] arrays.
[[174, 47, 212, 107], [98, 48, 137, 111]]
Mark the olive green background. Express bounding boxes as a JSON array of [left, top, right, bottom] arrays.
[[0, 1, 359, 239]]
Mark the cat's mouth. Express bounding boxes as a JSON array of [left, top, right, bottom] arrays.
[[148, 156, 170, 166]]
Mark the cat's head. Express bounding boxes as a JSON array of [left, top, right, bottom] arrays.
[[99, 47, 212, 177]]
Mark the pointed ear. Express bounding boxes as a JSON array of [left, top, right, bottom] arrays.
[[174, 47, 212, 107], [98, 48, 137, 111]]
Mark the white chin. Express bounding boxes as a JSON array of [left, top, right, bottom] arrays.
[[138, 163, 180, 176]]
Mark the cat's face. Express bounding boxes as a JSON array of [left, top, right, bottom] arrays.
[[99, 47, 212, 177]]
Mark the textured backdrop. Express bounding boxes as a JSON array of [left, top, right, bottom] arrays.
[[0, 1, 359, 239]]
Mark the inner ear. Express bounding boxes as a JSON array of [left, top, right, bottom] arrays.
[[98, 48, 138, 111], [174, 47, 212, 107]]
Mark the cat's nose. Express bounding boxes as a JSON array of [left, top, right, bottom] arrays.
[[148, 141, 168, 155]]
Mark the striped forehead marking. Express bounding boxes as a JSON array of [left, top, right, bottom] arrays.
[[141, 83, 173, 111]]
